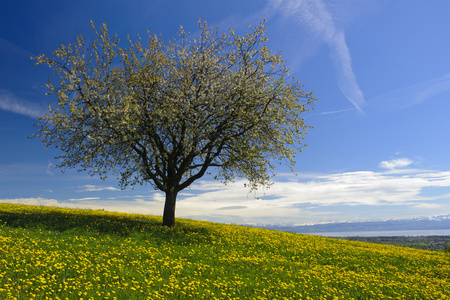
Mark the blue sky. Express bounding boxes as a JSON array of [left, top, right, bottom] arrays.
[[1, 0, 450, 225]]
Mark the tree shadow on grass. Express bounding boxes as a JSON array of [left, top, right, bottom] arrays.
[[0, 204, 216, 244]]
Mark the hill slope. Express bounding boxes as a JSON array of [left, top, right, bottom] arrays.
[[0, 203, 449, 299]]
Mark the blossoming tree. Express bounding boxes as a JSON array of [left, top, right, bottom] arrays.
[[33, 20, 316, 227]]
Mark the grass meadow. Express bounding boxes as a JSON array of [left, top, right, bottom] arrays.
[[0, 203, 449, 299]]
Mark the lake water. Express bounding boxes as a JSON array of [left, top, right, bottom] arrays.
[[306, 229, 450, 237]]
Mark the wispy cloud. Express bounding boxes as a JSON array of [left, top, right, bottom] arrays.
[[77, 185, 120, 192], [306, 107, 354, 118], [46, 161, 54, 176], [67, 197, 101, 201], [330, 31, 364, 112], [370, 72, 450, 111], [267, 0, 365, 112], [0, 89, 47, 119], [0, 37, 34, 58], [200, 1, 367, 113], [0, 163, 53, 181]]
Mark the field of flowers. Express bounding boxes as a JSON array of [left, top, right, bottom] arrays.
[[1, 203, 449, 299]]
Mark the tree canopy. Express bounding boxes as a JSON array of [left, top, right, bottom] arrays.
[[33, 20, 316, 226]]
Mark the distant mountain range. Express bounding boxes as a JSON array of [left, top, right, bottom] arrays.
[[253, 215, 450, 235]]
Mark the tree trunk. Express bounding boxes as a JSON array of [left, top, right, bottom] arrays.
[[162, 189, 178, 227]]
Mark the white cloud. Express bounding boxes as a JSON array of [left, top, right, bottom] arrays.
[[67, 197, 101, 201], [77, 185, 120, 192], [414, 203, 442, 209], [0, 89, 47, 119], [3, 159, 450, 225], [379, 158, 413, 169], [0, 197, 154, 215], [170, 165, 450, 222], [0, 197, 60, 206], [170, 158, 450, 223]]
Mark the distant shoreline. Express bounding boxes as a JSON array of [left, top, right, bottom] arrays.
[[252, 215, 450, 237], [337, 235, 450, 252], [305, 229, 450, 238]]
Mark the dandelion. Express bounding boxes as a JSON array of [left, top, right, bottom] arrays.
[[0, 203, 449, 299]]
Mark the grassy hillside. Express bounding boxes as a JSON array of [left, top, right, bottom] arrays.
[[0, 204, 449, 299]]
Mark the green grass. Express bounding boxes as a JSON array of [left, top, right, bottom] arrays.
[[1, 203, 449, 299]]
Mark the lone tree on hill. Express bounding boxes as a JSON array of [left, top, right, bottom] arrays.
[[33, 20, 316, 227]]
